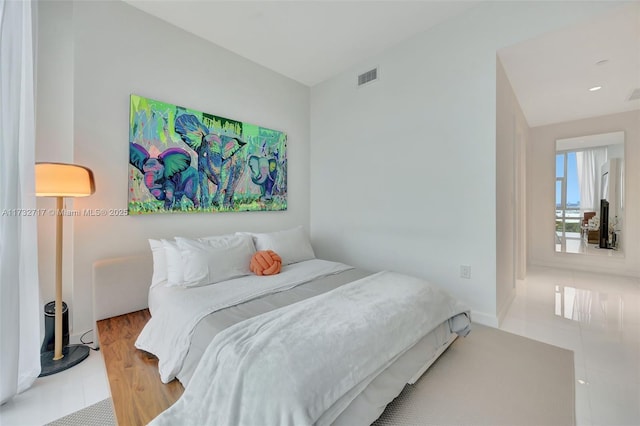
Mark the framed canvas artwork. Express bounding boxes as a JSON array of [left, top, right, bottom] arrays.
[[128, 95, 287, 214]]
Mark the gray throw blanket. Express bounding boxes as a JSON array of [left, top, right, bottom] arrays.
[[150, 271, 470, 426]]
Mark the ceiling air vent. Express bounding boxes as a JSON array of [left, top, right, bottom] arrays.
[[358, 68, 378, 87], [628, 88, 640, 101]]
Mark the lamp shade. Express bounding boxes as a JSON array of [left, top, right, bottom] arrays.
[[35, 163, 95, 197]]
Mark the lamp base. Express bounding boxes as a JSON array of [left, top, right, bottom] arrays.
[[39, 344, 90, 377]]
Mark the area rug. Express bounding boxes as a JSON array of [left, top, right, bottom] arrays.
[[374, 324, 575, 426], [46, 398, 115, 426], [48, 325, 574, 426]]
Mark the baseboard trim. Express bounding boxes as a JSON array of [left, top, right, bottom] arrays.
[[470, 310, 499, 328]]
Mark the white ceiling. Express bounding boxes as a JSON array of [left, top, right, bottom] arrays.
[[124, 1, 639, 126], [498, 2, 640, 127], [123, 0, 478, 86]]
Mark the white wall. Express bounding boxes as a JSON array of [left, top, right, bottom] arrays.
[[528, 110, 640, 276], [36, 1, 310, 336], [310, 1, 617, 326], [496, 58, 530, 323], [35, 1, 75, 309]]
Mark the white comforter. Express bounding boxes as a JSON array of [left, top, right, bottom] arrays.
[[136, 259, 353, 383], [149, 271, 470, 426]]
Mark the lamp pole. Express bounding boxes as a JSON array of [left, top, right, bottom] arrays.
[[53, 196, 64, 361]]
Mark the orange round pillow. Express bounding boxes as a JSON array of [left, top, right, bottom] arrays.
[[250, 250, 282, 276]]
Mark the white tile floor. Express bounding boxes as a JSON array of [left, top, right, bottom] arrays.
[[1, 265, 638, 426], [501, 266, 640, 426], [0, 348, 110, 426]]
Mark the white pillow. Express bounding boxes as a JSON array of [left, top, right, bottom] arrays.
[[175, 234, 255, 287], [162, 239, 185, 287], [198, 233, 236, 242], [159, 234, 256, 287], [238, 226, 315, 265], [148, 239, 168, 288]]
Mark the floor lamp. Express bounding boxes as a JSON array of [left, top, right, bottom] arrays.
[[35, 162, 95, 376]]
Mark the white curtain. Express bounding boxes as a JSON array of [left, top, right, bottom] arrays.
[[0, 0, 42, 404], [576, 147, 607, 213]]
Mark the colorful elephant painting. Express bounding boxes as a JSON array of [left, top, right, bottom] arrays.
[[128, 94, 287, 214], [248, 155, 277, 201], [174, 114, 247, 209], [129, 143, 199, 210]]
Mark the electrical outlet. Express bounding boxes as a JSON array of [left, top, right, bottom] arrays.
[[460, 265, 471, 279]]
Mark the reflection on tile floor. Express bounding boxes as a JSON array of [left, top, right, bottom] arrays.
[[1, 265, 638, 426], [501, 266, 640, 426]]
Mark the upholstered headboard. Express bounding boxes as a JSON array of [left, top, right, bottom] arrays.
[[92, 254, 153, 322]]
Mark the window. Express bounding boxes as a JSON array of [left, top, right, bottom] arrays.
[[556, 151, 581, 239]]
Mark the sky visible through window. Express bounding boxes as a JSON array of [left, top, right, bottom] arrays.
[[556, 152, 580, 208]]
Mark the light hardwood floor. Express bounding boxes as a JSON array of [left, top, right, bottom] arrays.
[[96, 309, 183, 425]]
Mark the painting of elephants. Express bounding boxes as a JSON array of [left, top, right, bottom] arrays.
[[128, 95, 287, 214]]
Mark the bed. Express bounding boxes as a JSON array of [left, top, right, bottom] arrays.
[[93, 227, 471, 426]]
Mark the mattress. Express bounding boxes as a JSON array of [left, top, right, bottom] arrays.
[[156, 267, 460, 425]]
